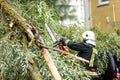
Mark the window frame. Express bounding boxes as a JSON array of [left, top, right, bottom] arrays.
[[98, 0, 110, 6]]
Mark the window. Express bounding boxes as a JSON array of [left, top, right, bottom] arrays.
[[98, 0, 110, 6]]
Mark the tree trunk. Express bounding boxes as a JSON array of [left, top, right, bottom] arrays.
[[28, 58, 43, 80]]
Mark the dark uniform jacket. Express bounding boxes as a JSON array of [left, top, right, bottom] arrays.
[[66, 40, 98, 70]]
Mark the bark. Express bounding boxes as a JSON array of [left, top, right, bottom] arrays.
[[28, 58, 43, 80], [0, 0, 61, 80]]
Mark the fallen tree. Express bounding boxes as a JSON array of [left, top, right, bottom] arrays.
[[0, 0, 61, 80]]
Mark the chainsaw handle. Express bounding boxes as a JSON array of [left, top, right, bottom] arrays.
[[59, 43, 69, 52], [53, 41, 60, 47], [53, 41, 69, 54]]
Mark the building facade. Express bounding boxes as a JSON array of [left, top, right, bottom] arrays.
[[87, 0, 120, 32], [57, 0, 85, 26]]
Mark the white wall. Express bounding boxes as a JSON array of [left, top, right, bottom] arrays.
[[61, 0, 85, 26]]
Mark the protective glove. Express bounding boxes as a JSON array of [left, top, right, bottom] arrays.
[[59, 37, 67, 46]]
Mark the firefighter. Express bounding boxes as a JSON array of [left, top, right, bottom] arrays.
[[59, 31, 99, 80]]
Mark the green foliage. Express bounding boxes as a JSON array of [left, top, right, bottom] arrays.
[[0, 0, 90, 80], [0, 39, 33, 80], [36, 2, 91, 79], [59, 24, 85, 40], [92, 27, 120, 73], [0, 0, 120, 80], [42, 0, 77, 21]]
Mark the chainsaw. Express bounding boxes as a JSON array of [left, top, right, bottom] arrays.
[[53, 41, 69, 55]]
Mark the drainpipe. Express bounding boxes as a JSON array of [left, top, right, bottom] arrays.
[[112, 4, 116, 26], [84, 0, 90, 30]]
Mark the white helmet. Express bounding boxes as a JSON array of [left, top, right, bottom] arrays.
[[82, 31, 96, 46]]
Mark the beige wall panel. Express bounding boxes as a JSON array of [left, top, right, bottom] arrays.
[[90, 0, 120, 32]]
